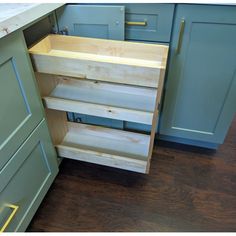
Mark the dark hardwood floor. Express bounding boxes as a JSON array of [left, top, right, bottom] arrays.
[[27, 116, 236, 232]]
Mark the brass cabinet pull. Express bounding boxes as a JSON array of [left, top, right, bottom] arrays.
[[176, 19, 185, 54], [125, 21, 147, 26], [0, 204, 19, 232]]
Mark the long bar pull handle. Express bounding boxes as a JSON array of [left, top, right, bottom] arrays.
[[176, 19, 185, 54], [0, 204, 19, 232], [125, 21, 147, 26]]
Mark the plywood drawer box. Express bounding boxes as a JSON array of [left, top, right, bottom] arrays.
[[29, 34, 169, 174], [29, 34, 168, 88]]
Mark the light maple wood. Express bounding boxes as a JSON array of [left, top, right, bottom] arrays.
[[56, 122, 150, 173], [30, 34, 168, 62], [43, 96, 154, 125], [49, 77, 157, 112], [30, 54, 160, 88], [146, 68, 168, 173], [54, 76, 157, 99], [35, 72, 68, 145], [31, 35, 169, 174], [29, 34, 168, 88], [35, 72, 59, 97], [39, 75, 156, 125], [45, 109, 68, 145], [56, 145, 147, 173]]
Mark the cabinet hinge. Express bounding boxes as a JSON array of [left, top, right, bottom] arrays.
[[59, 27, 69, 35]]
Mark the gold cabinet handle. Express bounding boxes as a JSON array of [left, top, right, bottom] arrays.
[[0, 204, 19, 232], [176, 19, 185, 54], [125, 21, 147, 26]]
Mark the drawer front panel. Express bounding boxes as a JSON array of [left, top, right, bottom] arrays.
[[0, 31, 44, 170], [124, 4, 175, 42], [31, 54, 161, 88], [0, 120, 58, 232]]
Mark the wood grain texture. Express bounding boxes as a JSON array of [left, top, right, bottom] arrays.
[[27, 116, 236, 232], [29, 34, 168, 88], [35, 72, 59, 97], [50, 77, 157, 112], [57, 145, 147, 173], [31, 36, 167, 173], [30, 34, 168, 62], [56, 122, 150, 173], [35, 72, 68, 145], [44, 109, 68, 145], [43, 96, 154, 125], [146, 67, 168, 173]]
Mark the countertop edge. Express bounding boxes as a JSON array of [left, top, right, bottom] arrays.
[[0, 3, 64, 39]]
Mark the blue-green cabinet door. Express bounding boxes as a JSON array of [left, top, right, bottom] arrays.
[[0, 31, 44, 169], [0, 119, 58, 232], [56, 4, 125, 128], [160, 4, 236, 147], [124, 4, 174, 42], [56, 5, 125, 40]]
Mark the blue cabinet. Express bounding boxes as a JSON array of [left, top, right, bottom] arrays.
[[56, 5, 125, 40], [159, 4, 236, 147], [0, 119, 58, 232], [56, 4, 236, 148], [0, 31, 44, 169], [124, 4, 174, 42], [0, 30, 59, 232], [56, 4, 174, 131]]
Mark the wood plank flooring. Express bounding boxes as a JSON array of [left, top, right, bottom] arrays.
[[27, 116, 236, 232]]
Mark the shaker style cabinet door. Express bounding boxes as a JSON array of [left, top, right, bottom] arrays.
[[56, 5, 125, 40], [0, 31, 44, 169], [160, 4, 236, 146], [0, 120, 58, 232]]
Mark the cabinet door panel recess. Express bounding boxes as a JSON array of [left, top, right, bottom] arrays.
[[160, 4, 236, 146], [56, 5, 125, 40], [0, 31, 43, 170], [29, 34, 168, 173]]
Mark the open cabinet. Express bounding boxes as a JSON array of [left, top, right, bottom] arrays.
[[29, 34, 168, 173]]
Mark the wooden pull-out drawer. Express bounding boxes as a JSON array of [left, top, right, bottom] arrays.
[[29, 34, 168, 88], [29, 35, 168, 174]]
